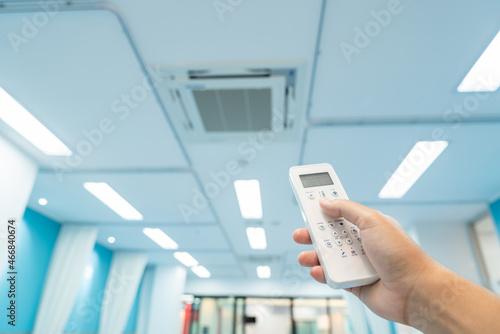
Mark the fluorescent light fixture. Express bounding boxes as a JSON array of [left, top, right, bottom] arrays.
[[174, 252, 199, 267], [246, 227, 267, 250], [143, 227, 178, 250], [234, 180, 263, 219], [84, 265, 93, 280], [0, 87, 72, 156], [107, 236, 116, 244], [83, 182, 143, 220], [257, 266, 271, 279], [38, 198, 48, 206], [379, 141, 448, 199], [191, 265, 211, 278], [457, 30, 500, 92]]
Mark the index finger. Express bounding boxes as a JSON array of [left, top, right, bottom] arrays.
[[319, 199, 382, 230], [293, 228, 312, 244]]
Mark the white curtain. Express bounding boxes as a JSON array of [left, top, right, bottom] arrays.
[[98, 252, 148, 334], [136, 266, 155, 334], [33, 224, 98, 334], [136, 265, 187, 334]]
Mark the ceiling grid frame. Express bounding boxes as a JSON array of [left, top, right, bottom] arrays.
[[0, 1, 247, 277]]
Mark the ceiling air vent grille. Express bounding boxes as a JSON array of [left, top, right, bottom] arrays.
[[193, 88, 271, 132], [156, 61, 305, 142]]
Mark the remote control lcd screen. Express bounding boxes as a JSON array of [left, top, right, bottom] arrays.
[[299, 172, 334, 188]]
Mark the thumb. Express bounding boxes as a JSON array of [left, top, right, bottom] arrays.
[[319, 198, 381, 231]]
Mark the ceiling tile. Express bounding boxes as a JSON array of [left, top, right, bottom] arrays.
[[311, 0, 500, 121], [96, 224, 230, 251], [304, 123, 500, 203], [28, 171, 215, 224], [0, 10, 187, 169]]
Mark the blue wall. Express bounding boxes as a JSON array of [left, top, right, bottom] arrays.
[[65, 243, 113, 332], [0, 208, 141, 332], [65, 243, 140, 332], [0, 208, 60, 332], [490, 197, 500, 241], [125, 276, 141, 333], [65, 244, 140, 333]]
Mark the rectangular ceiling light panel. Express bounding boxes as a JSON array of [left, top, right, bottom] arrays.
[[257, 266, 271, 279], [246, 227, 267, 250], [0, 87, 72, 156], [378, 141, 448, 199], [83, 182, 143, 220], [234, 180, 263, 219], [191, 265, 211, 278], [143, 228, 179, 250], [174, 252, 199, 267], [458, 30, 500, 92]]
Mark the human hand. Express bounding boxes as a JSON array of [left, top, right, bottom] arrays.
[[292, 198, 438, 324]]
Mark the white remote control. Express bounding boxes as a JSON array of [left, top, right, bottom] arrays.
[[289, 163, 379, 289]]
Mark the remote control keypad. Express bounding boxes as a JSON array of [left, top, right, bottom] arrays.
[[305, 187, 366, 258], [315, 216, 364, 256]]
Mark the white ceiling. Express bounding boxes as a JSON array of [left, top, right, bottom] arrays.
[[0, 9, 188, 169], [303, 123, 500, 203], [27, 171, 215, 223], [311, 0, 500, 121], [1, 0, 500, 281]]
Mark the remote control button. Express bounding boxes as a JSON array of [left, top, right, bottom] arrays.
[[325, 241, 333, 248], [317, 223, 325, 230], [307, 193, 315, 199], [332, 190, 339, 197], [338, 222, 345, 227], [331, 231, 339, 237], [328, 222, 335, 229], [355, 236, 362, 243], [335, 239, 343, 246], [341, 229, 349, 236], [319, 191, 326, 197], [350, 227, 359, 235], [345, 238, 353, 245]]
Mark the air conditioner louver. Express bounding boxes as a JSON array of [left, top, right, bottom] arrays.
[[156, 61, 305, 142], [193, 88, 272, 132]]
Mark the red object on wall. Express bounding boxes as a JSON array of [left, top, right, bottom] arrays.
[[183, 303, 192, 334]]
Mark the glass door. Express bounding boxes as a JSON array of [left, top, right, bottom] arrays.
[[190, 297, 236, 334], [244, 298, 292, 334], [327, 299, 350, 334], [234, 298, 245, 334], [188, 296, 349, 334], [293, 299, 330, 334]]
